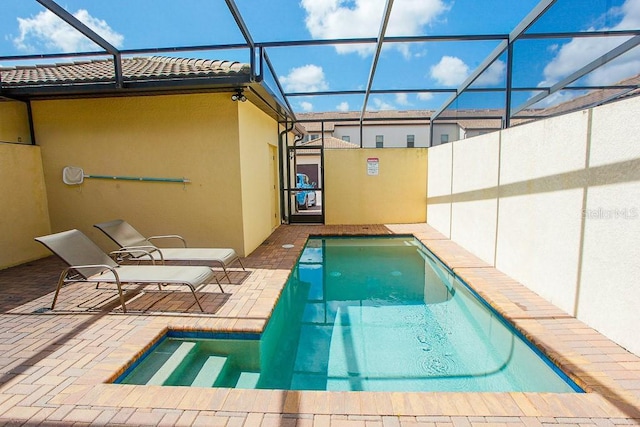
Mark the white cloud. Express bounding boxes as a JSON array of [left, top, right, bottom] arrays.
[[475, 60, 506, 86], [417, 92, 434, 101], [369, 97, 395, 110], [13, 9, 123, 53], [395, 93, 410, 106], [280, 64, 329, 93], [429, 56, 504, 87], [541, 0, 640, 88], [430, 56, 469, 86], [300, 0, 448, 56], [299, 101, 314, 112], [336, 101, 350, 111]]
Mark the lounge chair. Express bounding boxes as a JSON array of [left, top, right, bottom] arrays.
[[94, 219, 245, 283], [35, 229, 223, 313]]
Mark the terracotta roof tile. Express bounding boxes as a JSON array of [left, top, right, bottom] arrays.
[[523, 74, 640, 118], [0, 56, 250, 87], [297, 74, 638, 133], [298, 110, 502, 133], [299, 136, 359, 149]]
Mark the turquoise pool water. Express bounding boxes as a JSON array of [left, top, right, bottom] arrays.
[[117, 236, 581, 392]]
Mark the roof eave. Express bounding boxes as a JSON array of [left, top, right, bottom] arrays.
[[0, 74, 253, 98]]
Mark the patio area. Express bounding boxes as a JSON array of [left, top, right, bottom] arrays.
[[0, 223, 638, 426]]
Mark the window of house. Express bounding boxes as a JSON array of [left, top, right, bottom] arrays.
[[407, 134, 415, 148], [342, 135, 350, 142], [375, 135, 384, 148], [440, 134, 449, 144]]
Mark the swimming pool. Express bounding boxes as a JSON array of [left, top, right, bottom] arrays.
[[117, 236, 581, 392]]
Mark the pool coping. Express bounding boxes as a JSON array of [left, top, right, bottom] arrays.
[[0, 223, 639, 424]]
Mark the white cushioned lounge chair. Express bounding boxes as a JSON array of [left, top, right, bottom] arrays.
[[94, 219, 245, 283], [35, 229, 222, 312]]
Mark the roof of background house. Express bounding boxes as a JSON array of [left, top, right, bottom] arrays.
[[456, 118, 503, 130], [0, 56, 250, 87], [298, 110, 503, 133], [299, 110, 433, 132], [298, 73, 640, 135], [299, 136, 359, 149], [524, 74, 640, 118], [295, 136, 359, 154]]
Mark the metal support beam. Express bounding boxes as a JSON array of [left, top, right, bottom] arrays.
[[224, 0, 257, 80], [519, 29, 640, 40], [36, 0, 123, 88], [512, 35, 640, 115], [431, 0, 557, 123], [508, 0, 557, 43], [286, 88, 464, 97], [262, 50, 297, 121], [360, 0, 394, 128], [431, 40, 508, 121], [504, 42, 514, 128], [224, 0, 255, 48]]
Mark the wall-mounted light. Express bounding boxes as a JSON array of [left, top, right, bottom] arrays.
[[231, 88, 247, 102]]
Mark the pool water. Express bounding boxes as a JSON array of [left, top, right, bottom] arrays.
[[117, 236, 581, 392]]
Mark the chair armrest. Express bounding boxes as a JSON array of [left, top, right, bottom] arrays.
[[62, 264, 121, 282], [147, 235, 188, 247], [110, 246, 165, 264]]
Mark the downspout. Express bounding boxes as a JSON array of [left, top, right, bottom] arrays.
[[279, 120, 295, 224], [27, 100, 36, 145]]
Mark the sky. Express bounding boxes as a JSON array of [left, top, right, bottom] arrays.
[[1, 0, 639, 114]]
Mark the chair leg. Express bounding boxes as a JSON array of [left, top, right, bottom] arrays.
[[115, 281, 127, 313], [187, 285, 204, 312], [214, 275, 224, 293], [236, 258, 246, 271], [51, 271, 67, 310], [222, 266, 232, 284]]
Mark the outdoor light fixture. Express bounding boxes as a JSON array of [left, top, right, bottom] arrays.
[[231, 89, 247, 102]]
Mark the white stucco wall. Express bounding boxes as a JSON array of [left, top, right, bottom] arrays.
[[426, 97, 640, 356], [330, 122, 465, 147], [426, 142, 452, 237], [496, 111, 589, 314], [451, 133, 500, 264], [432, 123, 461, 146], [576, 99, 640, 354], [334, 124, 430, 148]]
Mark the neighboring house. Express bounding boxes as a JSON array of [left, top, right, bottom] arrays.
[[297, 110, 502, 147], [457, 118, 505, 139], [0, 56, 294, 267], [297, 74, 640, 146]]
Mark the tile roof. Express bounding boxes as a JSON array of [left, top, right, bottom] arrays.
[[299, 136, 359, 149], [298, 110, 503, 133], [521, 74, 640, 118], [456, 118, 503, 130], [298, 75, 639, 134], [0, 56, 251, 87]]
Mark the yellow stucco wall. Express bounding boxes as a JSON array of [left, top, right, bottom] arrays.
[[237, 101, 280, 255], [0, 101, 31, 144], [324, 148, 428, 224], [0, 143, 51, 268], [32, 93, 249, 255]]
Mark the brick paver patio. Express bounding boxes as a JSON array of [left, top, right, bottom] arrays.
[[0, 223, 638, 426]]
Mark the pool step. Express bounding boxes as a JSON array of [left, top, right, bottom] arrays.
[[191, 355, 228, 387], [236, 371, 260, 388], [146, 342, 196, 386]]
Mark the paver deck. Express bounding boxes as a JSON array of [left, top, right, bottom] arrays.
[[0, 223, 638, 426]]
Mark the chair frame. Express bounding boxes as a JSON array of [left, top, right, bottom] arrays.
[[94, 219, 245, 283], [36, 230, 223, 313]]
